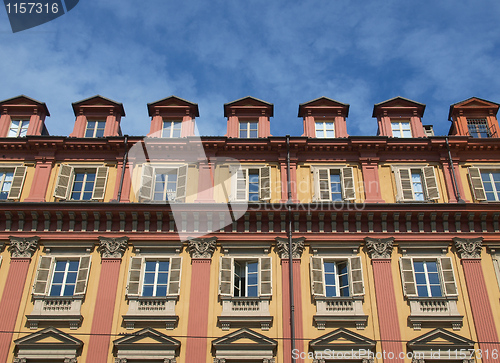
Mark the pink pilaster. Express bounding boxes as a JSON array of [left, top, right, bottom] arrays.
[[148, 115, 163, 136], [410, 115, 425, 137], [103, 114, 118, 137], [70, 115, 87, 137], [360, 158, 384, 203], [181, 115, 195, 137], [26, 114, 43, 136], [439, 157, 458, 203], [195, 160, 215, 202], [113, 160, 131, 203], [335, 115, 348, 137], [25, 156, 55, 202], [0, 114, 11, 137]]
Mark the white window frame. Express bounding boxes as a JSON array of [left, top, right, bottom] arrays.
[[239, 120, 259, 138], [312, 166, 356, 202], [84, 120, 106, 138], [391, 120, 412, 138], [8, 119, 30, 137], [468, 167, 500, 202], [315, 120, 335, 138], [138, 163, 188, 202], [219, 256, 272, 298], [0, 165, 26, 200], [310, 256, 364, 298], [393, 165, 440, 202], [162, 120, 182, 138], [230, 165, 271, 202], [53, 164, 109, 201]]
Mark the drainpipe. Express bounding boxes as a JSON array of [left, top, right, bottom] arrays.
[[445, 137, 465, 203], [286, 135, 296, 361], [117, 135, 129, 202]]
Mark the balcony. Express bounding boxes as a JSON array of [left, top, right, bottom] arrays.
[[27, 296, 83, 330], [123, 296, 178, 330], [218, 297, 273, 331], [313, 297, 368, 330], [408, 297, 463, 330]]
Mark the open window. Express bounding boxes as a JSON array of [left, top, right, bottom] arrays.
[[138, 163, 188, 202], [468, 167, 500, 201], [393, 165, 439, 202], [313, 166, 356, 202], [0, 166, 27, 200], [53, 164, 109, 201], [230, 166, 271, 202]]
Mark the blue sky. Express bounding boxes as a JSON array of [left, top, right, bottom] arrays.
[[1, 0, 500, 138]]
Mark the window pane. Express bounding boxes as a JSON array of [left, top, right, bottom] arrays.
[[142, 286, 154, 296], [247, 285, 258, 297], [156, 286, 167, 296], [430, 285, 442, 297], [413, 261, 424, 272], [426, 261, 438, 272], [144, 273, 155, 284], [65, 272, 77, 284], [52, 272, 64, 283], [324, 262, 335, 273], [157, 272, 169, 284], [158, 261, 169, 271], [417, 285, 429, 297], [50, 285, 62, 296], [325, 286, 336, 297], [63, 285, 75, 296]]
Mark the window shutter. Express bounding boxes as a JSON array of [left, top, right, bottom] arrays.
[[92, 166, 109, 200], [399, 257, 417, 297], [7, 166, 27, 200], [168, 257, 182, 296], [235, 168, 247, 201], [423, 166, 440, 200], [219, 257, 233, 297], [175, 165, 188, 202], [126, 257, 143, 297], [259, 257, 272, 296], [74, 256, 92, 296], [53, 164, 74, 200], [314, 168, 330, 201], [468, 167, 486, 201], [259, 166, 271, 201], [398, 168, 414, 201], [139, 164, 154, 201], [349, 256, 364, 296], [438, 257, 458, 297], [341, 167, 356, 200], [33, 256, 54, 295], [312, 168, 319, 201], [310, 256, 325, 297]]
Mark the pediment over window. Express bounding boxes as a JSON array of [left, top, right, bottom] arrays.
[[224, 96, 274, 117], [448, 97, 500, 120], [407, 328, 474, 351], [309, 328, 376, 351], [72, 95, 125, 117], [372, 96, 426, 118], [0, 95, 50, 116], [298, 97, 350, 117], [147, 96, 199, 117], [212, 328, 277, 360], [14, 327, 82, 360], [113, 328, 180, 361]]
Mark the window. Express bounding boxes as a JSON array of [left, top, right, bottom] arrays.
[[239, 121, 258, 138], [394, 166, 439, 202], [219, 257, 272, 298], [467, 118, 491, 138], [310, 256, 364, 298], [8, 119, 29, 137], [313, 167, 356, 202], [414, 260, 442, 297], [391, 120, 412, 138], [231, 166, 271, 202], [162, 120, 182, 138], [315, 121, 335, 138], [0, 166, 26, 200], [234, 261, 258, 297], [138, 164, 188, 202], [49, 260, 80, 297], [468, 167, 500, 201], [85, 120, 106, 138], [324, 261, 349, 297], [53, 165, 109, 201]]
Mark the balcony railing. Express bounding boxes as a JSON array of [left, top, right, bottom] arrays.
[[314, 297, 368, 330], [218, 297, 273, 331], [408, 297, 463, 330], [123, 296, 178, 330], [27, 296, 83, 329]]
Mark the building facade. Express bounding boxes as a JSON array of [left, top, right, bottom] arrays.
[[0, 95, 498, 362]]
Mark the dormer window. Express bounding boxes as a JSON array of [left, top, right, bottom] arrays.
[[315, 121, 335, 138], [85, 120, 106, 138], [162, 120, 182, 138], [8, 119, 29, 137], [391, 120, 412, 138], [239, 120, 258, 138], [467, 118, 491, 138]]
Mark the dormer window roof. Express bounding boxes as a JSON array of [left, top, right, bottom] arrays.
[[373, 96, 427, 138], [0, 95, 50, 137], [298, 97, 349, 138], [224, 96, 273, 138], [147, 96, 199, 137], [448, 97, 500, 138]]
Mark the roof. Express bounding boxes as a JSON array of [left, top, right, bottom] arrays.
[[72, 95, 125, 116], [448, 96, 500, 120], [372, 96, 426, 117], [224, 96, 274, 117], [0, 94, 50, 116], [298, 96, 350, 117], [147, 95, 200, 117]]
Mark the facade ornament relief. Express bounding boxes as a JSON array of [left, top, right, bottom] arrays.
[[188, 237, 217, 259], [453, 237, 483, 259], [64, 359, 78, 363], [213, 359, 226, 363], [8, 236, 40, 258], [275, 237, 305, 259], [13, 359, 27, 363], [98, 236, 129, 259], [365, 237, 395, 259]]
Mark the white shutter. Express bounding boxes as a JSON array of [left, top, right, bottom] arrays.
[[314, 168, 330, 201], [349, 256, 364, 296], [234, 168, 247, 201], [312, 168, 319, 201], [259, 257, 272, 296], [399, 257, 417, 297], [219, 257, 233, 297], [175, 165, 188, 202], [139, 164, 154, 201], [438, 257, 458, 297], [92, 166, 108, 200], [468, 167, 486, 201], [423, 166, 440, 200], [168, 257, 182, 296], [397, 168, 414, 201], [310, 256, 325, 297], [53, 164, 74, 199], [126, 257, 143, 297], [259, 166, 271, 201], [341, 167, 356, 200], [7, 166, 27, 199], [74, 256, 91, 296], [33, 256, 54, 295]]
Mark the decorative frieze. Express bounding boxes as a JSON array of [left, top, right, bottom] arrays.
[[453, 237, 483, 259], [275, 237, 305, 259], [98, 236, 128, 259], [188, 237, 217, 259], [8, 236, 39, 258], [365, 237, 394, 259]]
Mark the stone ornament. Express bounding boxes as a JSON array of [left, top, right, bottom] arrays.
[[275, 237, 305, 259], [188, 237, 217, 259], [8, 236, 40, 258], [454, 237, 483, 259], [365, 237, 395, 259], [98, 236, 129, 259]]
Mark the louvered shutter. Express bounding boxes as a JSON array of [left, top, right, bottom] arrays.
[[139, 164, 154, 201], [168, 257, 182, 296], [399, 257, 417, 297], [53, 164, 74, 199], [314, 168, 330, 201], [33, 256, 54, 295], [259, 166, 271, 201], [342, 167, 356, 200], [349, 256, 364, 296], [175, 165, 188, 202], [312, 169, 319, 201], [423, 166, 440, 200], [219, 257, 233, 297], [234, 168, 247, 201], [74, 256, 91, 296], [468, 167, 486, 201], [398, 168, 414, 201], [310, 256, 325, 297], [126, 257, 143, 297], [7, 166, 27, 200], [259, 257, 272, 296], [438, 257, 458, 297], [92, 166, 108, 200]]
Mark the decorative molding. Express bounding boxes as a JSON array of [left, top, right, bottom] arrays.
[[275, 237, 305, 259], [8, 236, 39, 258], [213, 359, 226, 363], [64, 359, 77, 363], [188, 237, 217, 259], [98, 236, 128, 259], [365, 237, 394, 259], [453, 237, 483, 259]]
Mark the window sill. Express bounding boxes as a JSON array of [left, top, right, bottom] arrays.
[[314, 297, 368, 330], [408, 297, 463, 330], [123, 296, 178, 330], [218, 297, 273, 331], [27, 295, 83, 330]]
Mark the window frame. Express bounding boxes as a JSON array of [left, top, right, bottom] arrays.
[[310, 256, 364, 298], [230, 165, 271, 202], [84, 120, 106, 138], [468, 167, 500, 201], [8, 119, 30, 137], [162, 120, 182, 138], [391, 119, 412, 138], [53, 164, 109, 201], [219, 256, 272, 298], [467, 118, 491, 138], [138, 163, 188, 202], [315, 120, 335, 138], [0, 165, 26, 200], [393, 165, 440, 202], [238, 120, 259, 138], [312, 166, 356, 202]]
